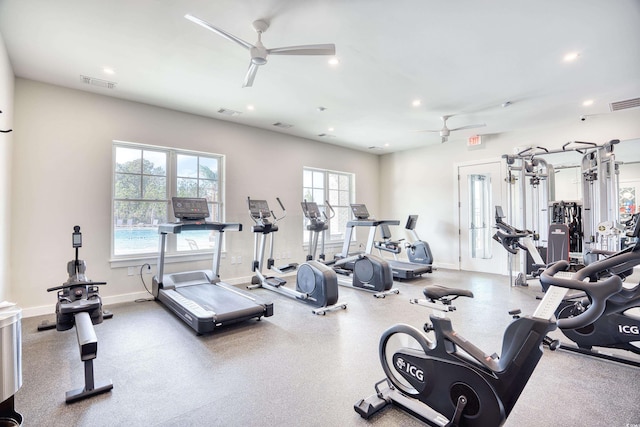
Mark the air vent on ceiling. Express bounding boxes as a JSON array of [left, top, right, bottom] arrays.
[[317, 133, 336, 138], [273, 122, 293, 129], [368, 146, 383, 151], [80, 75, 117, 89], [217, 108, 242, 116], [609, 97, 640, 112]]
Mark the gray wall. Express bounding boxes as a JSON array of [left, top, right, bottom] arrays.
[[10, 78, 381, 315], [0, 32, 13, 303]]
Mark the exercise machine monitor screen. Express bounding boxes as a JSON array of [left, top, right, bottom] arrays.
[[249, 199, 271, 218], [172, 197, 210, 221], [405, 215, 418, 230], [351, 204, 370, 220], [302, 201, 321, 219], [72, 226, 82, 248]]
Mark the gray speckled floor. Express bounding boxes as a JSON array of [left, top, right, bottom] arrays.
[[13, 269, 640, 426]]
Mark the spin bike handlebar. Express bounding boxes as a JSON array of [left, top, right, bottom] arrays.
[[540, 260, 622, 329], [493, 218, 531, 255]]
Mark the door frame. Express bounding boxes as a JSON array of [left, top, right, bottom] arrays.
[[454, 158, 508, 274]]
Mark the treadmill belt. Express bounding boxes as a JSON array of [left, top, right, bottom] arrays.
[[175, 283, 265, 322]]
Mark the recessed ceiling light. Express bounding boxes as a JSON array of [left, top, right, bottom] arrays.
[[582, 99, 594, 107], [563, 52, 580, 62], [384, 143, 390, 147], [328, 127, 334, 132], [103, 67, 115, 75], [328, 57, 340, 66], [247, 104, 255, 111], [412, 99, 421, 107]]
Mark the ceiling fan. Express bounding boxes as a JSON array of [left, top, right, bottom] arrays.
[[185, 14, 336, 88], [419, 115, 486, 143]]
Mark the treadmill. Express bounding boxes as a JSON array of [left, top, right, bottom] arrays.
[[339, 204, 432, 280], [152, 197, 273, 334]]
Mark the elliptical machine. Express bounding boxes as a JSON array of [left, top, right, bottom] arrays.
[[355, 272, 621, 425], [300, 200, 397, 298], [44, 226, 113, 403], [539, 212, 640, 367], [301, 199, 333, 262], [404, 215, 434, 268], [248, 197, 346, 315]]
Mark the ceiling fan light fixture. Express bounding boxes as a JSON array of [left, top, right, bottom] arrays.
[[563, 52, 580, 62]]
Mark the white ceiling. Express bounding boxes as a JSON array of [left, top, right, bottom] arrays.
[[1, 0, 639, 153]]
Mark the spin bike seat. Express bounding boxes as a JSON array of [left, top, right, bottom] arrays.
[[423, 284, 474, 301]]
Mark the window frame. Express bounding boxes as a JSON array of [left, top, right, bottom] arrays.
[[302, 167, 355, 246], [111, 141, 225, 265]]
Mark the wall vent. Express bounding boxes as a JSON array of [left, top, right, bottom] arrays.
[[217, 108, 242, 116], [80, 75, 116, 89], [609, 97, 640, 112], [273, 122, 293, 129]]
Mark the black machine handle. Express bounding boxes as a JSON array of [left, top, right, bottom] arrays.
[[273, 197, 287, 222], [540, 260, 622, 329], [47, 281, 107, 293]]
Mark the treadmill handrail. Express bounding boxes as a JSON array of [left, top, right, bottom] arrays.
[[159, 221, 242, 234], [156, 220, 243, 285]]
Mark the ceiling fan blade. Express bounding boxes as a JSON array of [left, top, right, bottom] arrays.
[[268, 44, 336, 56], [185, 14, 254, 51], [449, 123, 486, 131], [242, 62, 260, 88], [415, 129, 441, 133]]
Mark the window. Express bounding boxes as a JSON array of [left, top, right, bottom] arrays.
[[112, 142, 223, 258], [302, 167, 354, 244]]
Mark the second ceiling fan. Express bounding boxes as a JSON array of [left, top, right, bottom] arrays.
[[419, 115, 486, 143], [185, 14, 336, 88]]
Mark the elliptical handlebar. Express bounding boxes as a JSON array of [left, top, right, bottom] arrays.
[[324, 200, 336, 221], [262, 196, 287, 224], [540, 260, 623, 329], [274, 197, 287, 222]]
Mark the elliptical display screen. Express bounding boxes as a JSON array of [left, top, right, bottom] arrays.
[[249, 199, 271, 219], [301, 201, 321, 219], [172, 197, 210, 221]]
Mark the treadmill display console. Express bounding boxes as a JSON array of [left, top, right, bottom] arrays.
[[351, 204, 370, 220], [172, 197, 210, 221]]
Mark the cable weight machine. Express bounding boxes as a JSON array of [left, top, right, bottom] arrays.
[[502, 140, 620, 286]]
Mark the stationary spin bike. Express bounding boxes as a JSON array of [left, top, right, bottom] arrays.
[[44, 226, 113, 403], [355, 273, 622, 425], [539, 212, 640, 367], [248, 197, 346, 315]]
